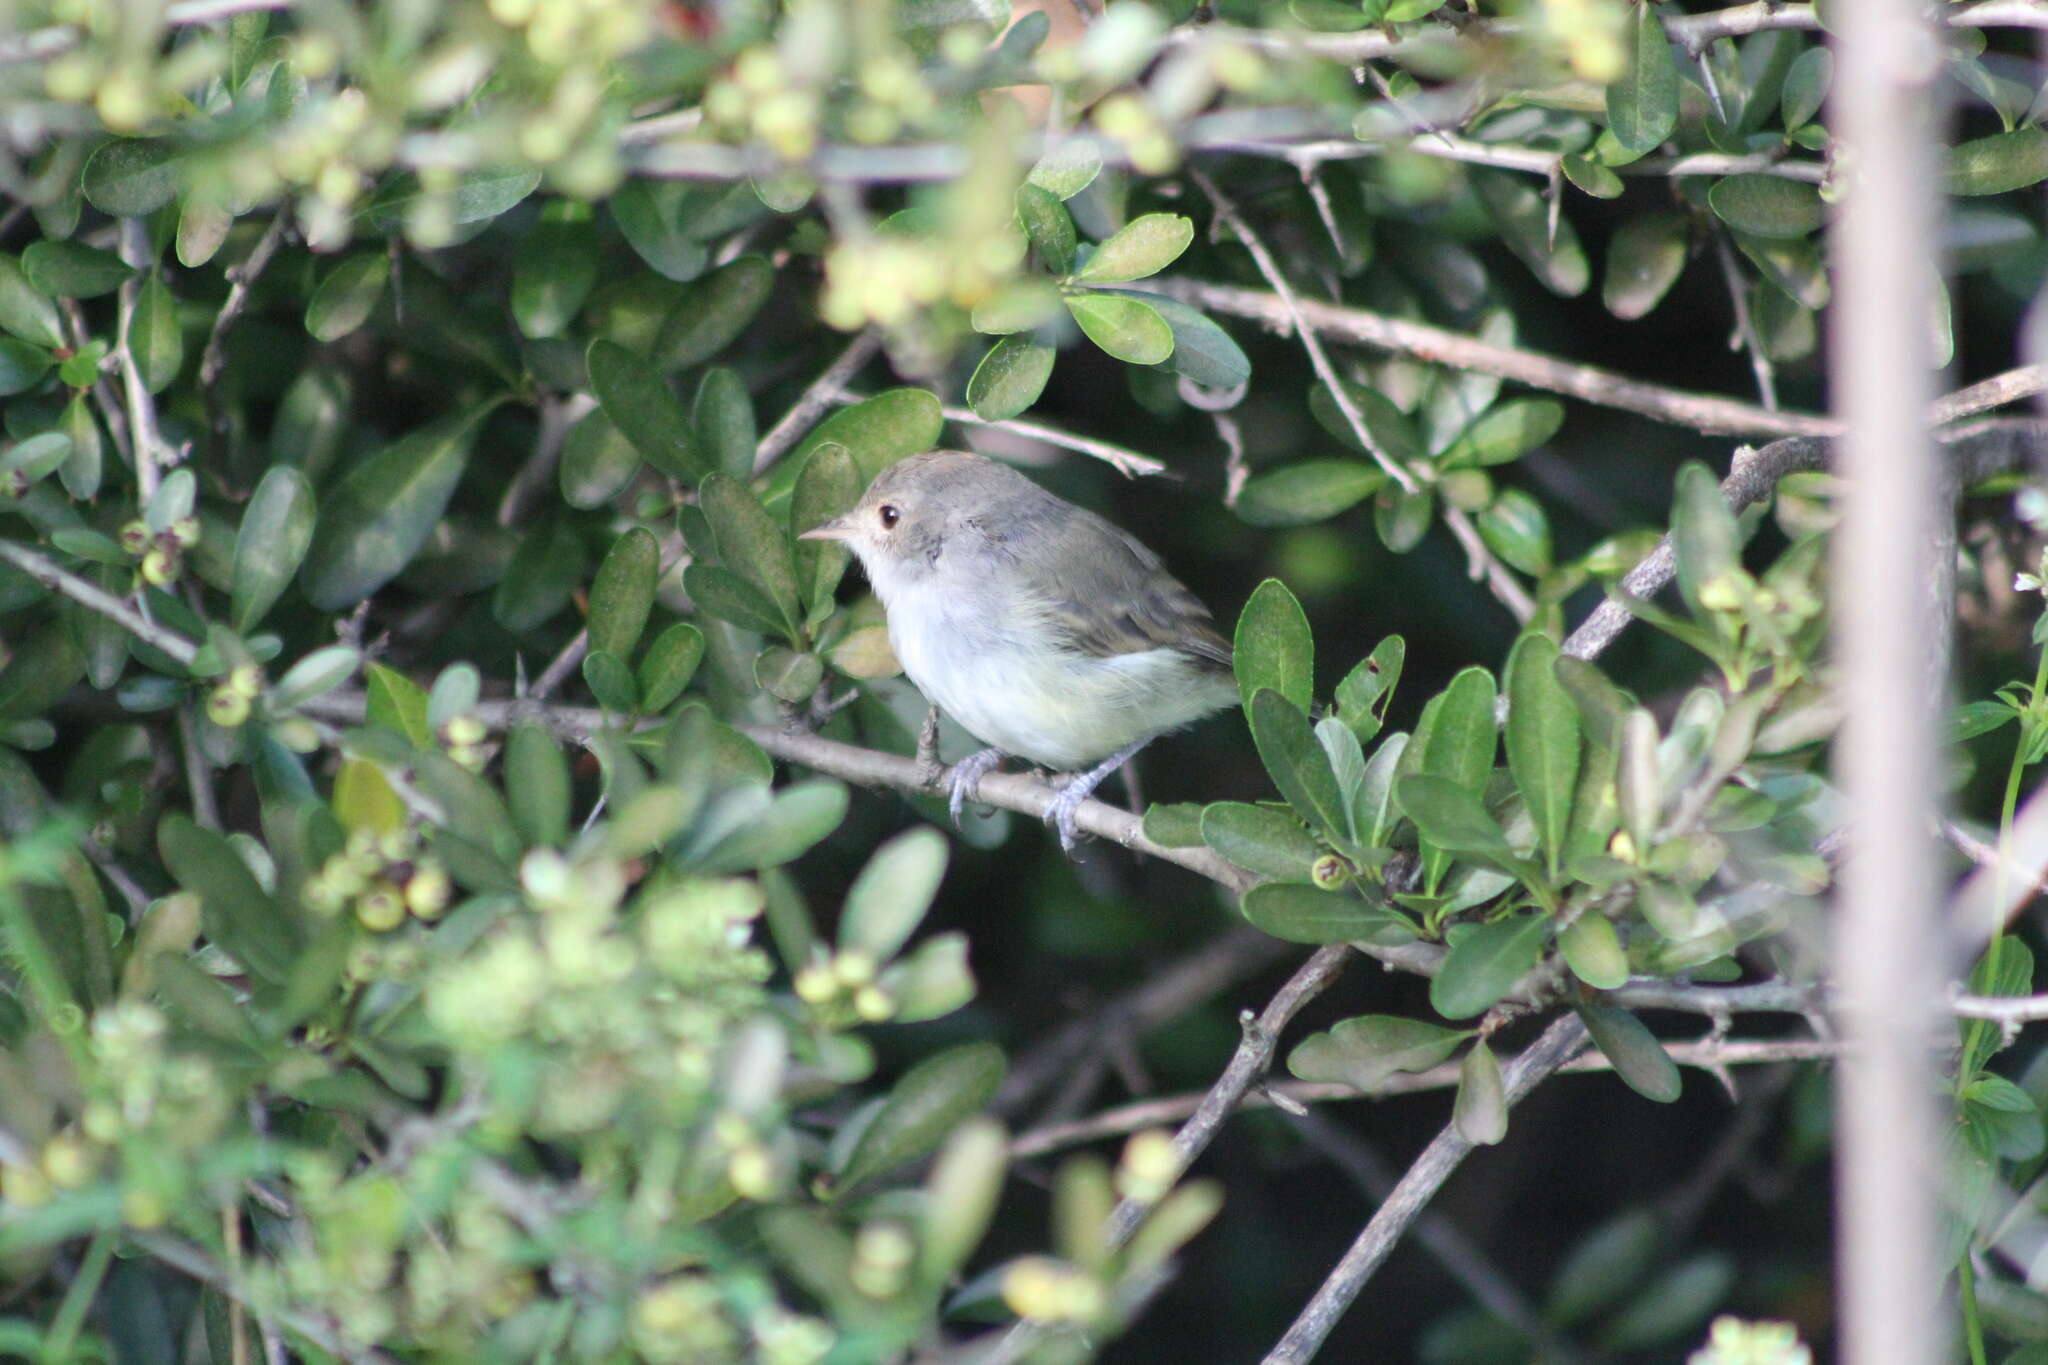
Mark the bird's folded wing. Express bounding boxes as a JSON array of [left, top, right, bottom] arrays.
[[1015, 507, 1234, 668]]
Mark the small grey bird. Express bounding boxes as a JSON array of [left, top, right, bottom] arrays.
[[801, 450, 1238, 851]]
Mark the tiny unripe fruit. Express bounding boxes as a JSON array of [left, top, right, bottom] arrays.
[[140, 546, 179, 587], [355, 884, 405, 931], [119, 521, 150, 556], [1310, 854, 1352, 890], [206, 686, 251, 729]]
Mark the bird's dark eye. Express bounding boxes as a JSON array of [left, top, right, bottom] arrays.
[[878, 504, 900, 529]]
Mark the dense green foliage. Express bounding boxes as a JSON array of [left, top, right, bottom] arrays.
[[1, 0, 2046, 1360]]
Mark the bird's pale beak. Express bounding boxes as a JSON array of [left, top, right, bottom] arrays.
[[798, 515, 853, 542]]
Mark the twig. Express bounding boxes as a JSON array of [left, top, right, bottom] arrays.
[[0, 540, 199, 668], [179, 703, 223, 831], [1288, 1110, 1587, 1364], [116, 219, 173, 505], [1187, 168, 1416, 495], [1009, 1036, 1840, 1157], [752, 331, 882, 474], [1240, 134, 1827, 185], [1104, 944, 1350, 1244], [129, 1231, 400, 1365], [1712, 232, 1779, 411], [298, 690, 1255, 889], [928, 401, 1168, 479], [0, 0, 292, 63], [1175, 280, 1838, 440], [1933, 363, 2048, 424], [497, 393, 595, 528], [997, 924, 1292, 1117], [1260, 1014, 1589, 1365], [201, 210, 290, 455]]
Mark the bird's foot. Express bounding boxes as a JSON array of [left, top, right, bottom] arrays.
[[915, 705, 945, 789], [1043, 740, 1151, 854], [945, 748, 1007, 826]]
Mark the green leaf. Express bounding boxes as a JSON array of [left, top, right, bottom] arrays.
[[1733, 232, 1830, 310], [1576, 1001, 1682, 1102], [1410, 665, 1498, 796], [582, 649, 639, 713], [1395, 775, 1513, 862], [1504, 633, 1579, 873], [693, 368, 757, 481], [1064, 293, 1174, 365], [1200, 801, 1322, 882], [966, 336, 1055, 421], [637, 623, 705, 712], [82, 138, 183, 216], [1439, 399, 1565, 469], [653, 256, 776, 372], [1547, 1209, 1660, 1325], [1028, 141, 1102, 199], [0, 432, 72, 491], [788, 388, 944, 483], [0, 254, 62, 350], [753, 646, 824, 703], [1334, 636, 1405, 746], [1074, 213, 1194, 284], [609, 180, 707, 282], [158, 814, 296, 985], [1234, 579, 1313, 714], [1453, 1039, 1508, 1145], [491, 520, 582, 633], [841, 825, 949, 962], [21, 240, 133, 298], [684, 564, 789, 636], [1605, 1, 1679, 155], [970, 281, 1063, 335], [174, 202, 228, 269], [230, 468, 317, 633], [504, 722, 571, 847], [1561, 154, 1623, 199], [365, 662, 431, 747], [1670, 461, 1739, 616], [701, 472, 802, 638], [1144, 295, 1252, 390], [1782, 47, 1831, 130], [130, 274, 183, 394], [1602, 212, 1691, 320], [57, 396, 100, 500], [587, 526, 661, 660], [1288, 1013, 1469, 1090], [365, 167, 540, 237], [304, 253, 389, 342], [1559, 913, 1629, 989], [836, 1041, 1005, 1193], [299, 404, 494, 610], [587, 339, 701, 481], [1472, 170, 1590, 297], [1236, 460, 1384, 527], [1948, 127, 2048, 197], [695, 778, 848, 871], [1309, 379, 1426, 464], [1142, 802, 1206, 848], [511, 213, 599, 339], [1477, 488, 1551, 576], [1708, 175, 1825, 239], [1240, 882, 1412, 945], [558, 406, 642, 510], [1252, 688, 1347, 836], [1015, 183, 1077, 274], [1429, 915, 1549, 1018], [271, 645, 360, 713], [792, 442, 859, 617], [1597, 1255, 1732, 1351]]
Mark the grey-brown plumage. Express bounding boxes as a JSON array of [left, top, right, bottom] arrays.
[[802, 450, 1238, 850]]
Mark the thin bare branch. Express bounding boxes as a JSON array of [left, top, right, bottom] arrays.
[[1261, 1014, 1589, 1364], [0, 539, 200, 668], [116, 219, 174, 505], [201, 210, 291, 453], [1175, 279, 1838, 440], [927, 401, 1168, 479], [752, 331, 883, 474]]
